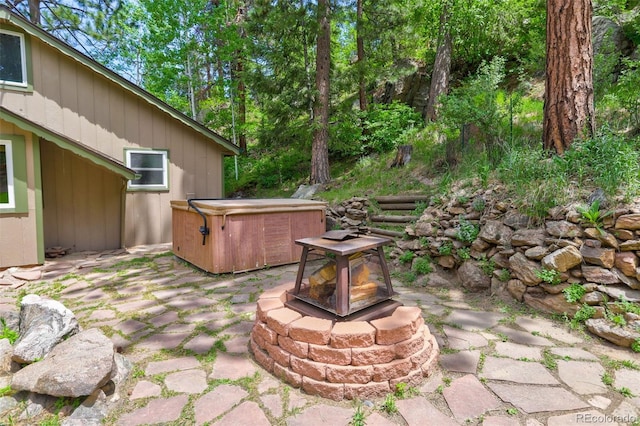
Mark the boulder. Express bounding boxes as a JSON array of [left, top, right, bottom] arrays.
[[581, 266, 620, 285], [585, 318, 640, 348], [523, 292, 579, 316], [478, 220, 513, 246], [511, 229, 546, 247], [12, 294, 79, 364], [542, 246, 583, 272], [546, 220, 583, 238], [508, 252, 542, 286], [615, 213, 640, 230], [457, 261, 491, 291], [579, 244, 615, 268], [615, 252, 638, 277], [11, 328, 115, 397]]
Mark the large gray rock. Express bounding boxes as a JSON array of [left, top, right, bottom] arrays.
[[11, 328, 115, 397], [585, 318, 640, 348], [511, 229, 546, 247], [12, 294, 79, 364], [546, 220, 583, 238], [508, 252, 542, 286], [478, 220, 513, 246], [457, 261, 491, 291]]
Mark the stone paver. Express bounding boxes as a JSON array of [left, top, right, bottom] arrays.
[[285, 404, 353, 426], [117, 395, 189, 426], [164, 369, 208, 394], [445, 309, 505, 330], [481, 357, 559, 384], [193, 384, 249, 426], [209, 353, 258, 380], [439, 350, 481, 373], [487, 382, 591, 413], [215, 401, 271, 426], [557, 360, 608, 395], [443, 374, 501, 421], [3, 244, 640, 426]]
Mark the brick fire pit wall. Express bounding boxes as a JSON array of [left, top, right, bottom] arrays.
[[250, 284, 440, 401]]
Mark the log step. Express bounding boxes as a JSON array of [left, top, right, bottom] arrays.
[[375, 195, 430, 204], [370, 215, 416, 224], [367, 227, 405, 238], [378, 203, 419, 211]]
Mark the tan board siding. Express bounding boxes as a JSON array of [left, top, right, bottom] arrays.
[[41, 140, 122, 251], [0, 123, 39, 267]]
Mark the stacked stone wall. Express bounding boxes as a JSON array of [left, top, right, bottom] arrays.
[[250, 286, 439, 401]]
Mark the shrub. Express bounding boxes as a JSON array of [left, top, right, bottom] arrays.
[[536, 268, 561, 286], [398, 251, 415, 264], [412, 257, 433, 275], [563, 283, 587, 303], [455, 219, 479, 244]]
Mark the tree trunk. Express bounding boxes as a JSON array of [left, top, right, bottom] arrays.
[[28, 0, 41, 25], [310, 0, 331, 185], [235, 2, 247, 153], [356, 0, 367, 112], [425, 0, 452, 122], [543, 0, 595, 154]]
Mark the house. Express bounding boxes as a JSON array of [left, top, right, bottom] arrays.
[[0, 6, 240, 268]]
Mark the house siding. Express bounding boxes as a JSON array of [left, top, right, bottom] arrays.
[[1, 26, 229, 260], [0, 122, 40, 267]]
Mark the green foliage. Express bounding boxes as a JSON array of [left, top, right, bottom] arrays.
[[478, 256, 496, 276], [497, 269, 511, 282], [576, 200, 612, 231], [438, 240, 454, 256], [413, 201, 428, 216], [350, 405, 366, 426], [394, 382, 418, 398], [412, 257, 433, 275], [398, 251, 415, 264], [608, 313, 627, 327], [380, 394, 398, 414], [0, 318, 19, 345], [571, 304, 597, 329], [0, 385, 12, 397], [563, 284, 586, 303], [631, 339, 640, 353], [362, 103, 423, 155], [535, 268, 561, 286], [455, 218, 479, 244], [457, 247, 471, 260], [438, 56, 508, 147]]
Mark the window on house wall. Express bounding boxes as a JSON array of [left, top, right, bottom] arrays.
[[0, 29, 28, 87], [0, 141, 15, 209], [125, 149, 169, 191]]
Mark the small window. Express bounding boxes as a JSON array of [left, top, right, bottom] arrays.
[[125, 149, 169, 191], [0, 29, 28, 87], [0, 140, 16, 209]]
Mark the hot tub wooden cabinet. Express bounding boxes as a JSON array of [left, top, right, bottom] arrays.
[[171, 199, 327, 273]]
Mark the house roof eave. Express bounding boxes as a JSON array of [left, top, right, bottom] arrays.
[[1, 107, 137, 180], [0, 6, 240, 157]]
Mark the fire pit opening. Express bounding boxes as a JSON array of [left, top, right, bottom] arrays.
[[285, 231, 402, 321]]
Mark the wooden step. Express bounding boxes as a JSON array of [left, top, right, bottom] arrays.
[[367, 227, 405, 238], [378, 203, 419, 211], [370, 215, 416, 224], [374, 195, 431, 204]]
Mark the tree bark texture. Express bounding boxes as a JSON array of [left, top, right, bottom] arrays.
[[311, 0, 331, 184], [356, 0, 367, 112], [425, 0, 452, 122], [543, 0, 595, 154]]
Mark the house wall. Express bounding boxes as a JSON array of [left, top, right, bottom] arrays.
[[0, 120, 40, 267], [40, 140, 123, 251], [1, 30, 227, 250]]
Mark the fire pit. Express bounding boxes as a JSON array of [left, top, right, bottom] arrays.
[[285, 232, 402, 320], [250, 231, 440, 401]]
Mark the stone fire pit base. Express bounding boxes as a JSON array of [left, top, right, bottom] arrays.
[[250, 284, 440, 401]]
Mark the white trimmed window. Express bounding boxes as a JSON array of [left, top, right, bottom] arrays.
[[125, 149, 169, 191], [0, 29, 28, 87], [0, 140, 16, 209]]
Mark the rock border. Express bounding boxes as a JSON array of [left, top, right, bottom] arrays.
[[250, 285, 439, 401]]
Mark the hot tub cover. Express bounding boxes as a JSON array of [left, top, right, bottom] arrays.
[[170, 198, 326, 216]]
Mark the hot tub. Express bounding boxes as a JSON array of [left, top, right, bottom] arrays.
[[171, 199, 327, 273]]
